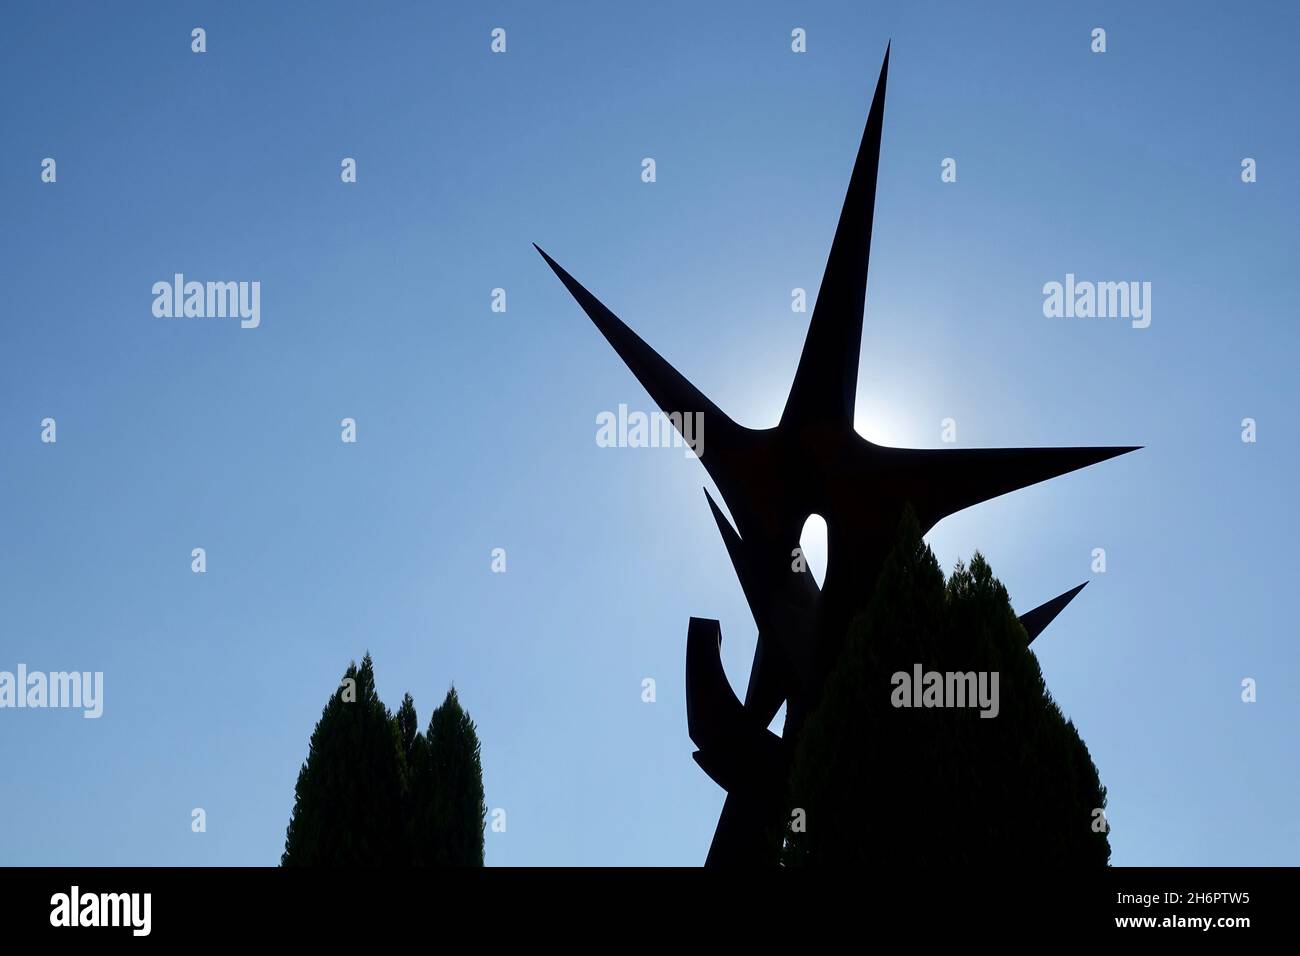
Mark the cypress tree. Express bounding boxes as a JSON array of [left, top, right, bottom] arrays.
[[395, 692, 422, 769], [283, 661, 486, 866], [783, 509, 1110, 867], [421, 687, 487, 866], [281, 654, 407, 866], [396, 693, 432, 865]]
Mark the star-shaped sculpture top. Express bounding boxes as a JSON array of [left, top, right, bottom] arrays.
[[536, 45, 1137, 734]]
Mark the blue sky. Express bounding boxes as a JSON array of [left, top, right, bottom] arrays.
[[1, 1, 1296, 865]]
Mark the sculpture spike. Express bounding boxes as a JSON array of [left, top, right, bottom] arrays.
[[533, 244, 737, 439], [539, 45, 1139, 867], [781, 44, 889, 430], [890, 445, 1143, 533], [1019, 581, 1088, 644]]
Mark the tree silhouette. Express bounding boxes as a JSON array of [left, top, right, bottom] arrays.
[[281, 654, 407, 866], [783, 511, 1110, 867], [282, 657, 485, 866], [396, 692, 421, 768], [420, 687, 487, 867]]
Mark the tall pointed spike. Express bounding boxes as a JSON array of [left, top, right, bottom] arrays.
[[534, 244, 737, 440], [781, 46, 890, 430], [1019, 582, 1088, 644]]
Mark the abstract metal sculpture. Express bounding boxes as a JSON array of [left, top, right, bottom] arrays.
[[536, 45, 1138, 865]]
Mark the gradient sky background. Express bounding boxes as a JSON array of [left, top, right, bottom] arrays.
[[2, 1, 1297, 866]]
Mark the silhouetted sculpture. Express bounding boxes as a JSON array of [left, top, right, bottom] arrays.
[[536, 45, 1138, 866]]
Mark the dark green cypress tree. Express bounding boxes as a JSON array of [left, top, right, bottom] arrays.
[[420, 686, 487, 866], [281, 654, 407, 866], [395, 692, 421, 768], [396, 692, 432, 865], [783, 508, 1110, 867]]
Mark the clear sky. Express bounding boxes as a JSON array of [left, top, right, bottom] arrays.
[[2, 1, 1297, 866]]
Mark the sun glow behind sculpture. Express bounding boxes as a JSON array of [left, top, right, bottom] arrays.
[[852, 398, 912, 448], [537, 45, 1137, 864]]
